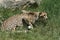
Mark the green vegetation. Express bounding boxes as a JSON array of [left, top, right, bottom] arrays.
[[0, 0, 60, 40]]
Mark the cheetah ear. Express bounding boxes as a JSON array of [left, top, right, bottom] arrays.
[[39, 12, 42, 16], [21, 10, 30, 13], [39, 12, 42, 14]]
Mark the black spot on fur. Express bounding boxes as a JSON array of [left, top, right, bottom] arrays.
[[28, 12, 34, 15]]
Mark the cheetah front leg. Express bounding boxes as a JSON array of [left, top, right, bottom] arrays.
[[22, 19, 33, 30], [27, 22, 33, 30]]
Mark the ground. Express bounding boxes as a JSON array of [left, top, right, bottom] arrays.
[[0, 0, 60, 40]]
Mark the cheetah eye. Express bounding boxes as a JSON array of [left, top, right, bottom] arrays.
[[44, 15, 45, 16]]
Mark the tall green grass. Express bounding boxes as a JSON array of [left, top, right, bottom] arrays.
[[0, 0, 60, 40]]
